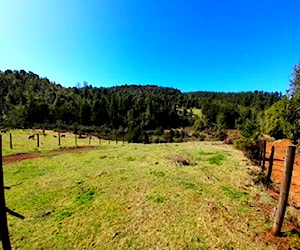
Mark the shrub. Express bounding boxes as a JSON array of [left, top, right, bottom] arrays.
[[234, 138, 261, 162]]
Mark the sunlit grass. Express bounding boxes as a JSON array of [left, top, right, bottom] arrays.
[[0, 129, 115, 156], [3, 142, 284, 249]]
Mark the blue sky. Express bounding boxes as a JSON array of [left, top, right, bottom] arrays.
[[1, 0, 300, 93]]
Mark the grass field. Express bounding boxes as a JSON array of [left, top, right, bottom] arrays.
[[1, 129, 113, 156], [3, 141, 297, 249]]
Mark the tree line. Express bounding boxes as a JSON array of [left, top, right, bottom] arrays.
[[0, 69, 282, 142], [263, 63, 300, 144]]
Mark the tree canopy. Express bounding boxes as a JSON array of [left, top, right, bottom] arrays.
[[0, 69, 282, 142]]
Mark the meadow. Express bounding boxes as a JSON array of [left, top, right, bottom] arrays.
[[2, 137, 295, 249], [1, 130, 110, 156]]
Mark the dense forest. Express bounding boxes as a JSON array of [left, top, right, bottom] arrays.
[[0, 69, 283, 142]]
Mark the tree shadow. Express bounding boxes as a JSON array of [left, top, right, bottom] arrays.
[[6, 207, 25, 219]]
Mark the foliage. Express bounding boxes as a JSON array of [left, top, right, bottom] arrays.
[[240, 118, 259, 139], [0, 70, 282, 143], [288, 63, 300, 97], [234, 138, 261, 162], [261, 62, 300, 143], [263, 99, 286, 139], [263, 62, 300, 144], [282, 96, 300, 144], [235, 117, 261, 162]]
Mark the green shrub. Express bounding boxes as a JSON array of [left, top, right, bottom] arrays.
[[234, 138, 260, 162]]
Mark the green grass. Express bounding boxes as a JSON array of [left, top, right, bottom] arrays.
[[2, 141, 291, 249], [208, 153, 225, 165], [0, 129, 114, 156]]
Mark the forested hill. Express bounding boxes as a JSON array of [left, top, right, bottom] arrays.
[[184, 91, 282, 108], [0, 70, 281, 138]]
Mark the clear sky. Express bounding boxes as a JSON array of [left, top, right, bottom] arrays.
[[1, 0, 300, 93]]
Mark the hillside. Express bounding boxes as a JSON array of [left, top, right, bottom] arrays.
[[0, 70, 281, 141]]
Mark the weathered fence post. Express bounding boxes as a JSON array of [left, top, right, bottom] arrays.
[[116, 137, 118, 144], [75, 134, 77, 146], [58, 132, 61, 146], [89, 136, 91, 145], [258, 140, 263, 166], [9, 134, 12, 150], [262, 140, 267, 171], [0, 135, 12, 249], [271, 145, 296, 236], [266, 146, 275, 183], [37, 133, 40, 148], [99, 138, 101, 145], [123, 136, 125, 145], [108, 139, 110, 145]]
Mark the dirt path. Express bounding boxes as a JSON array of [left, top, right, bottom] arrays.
[[266, 139, 300, 207], [3, 146, 99, 164]]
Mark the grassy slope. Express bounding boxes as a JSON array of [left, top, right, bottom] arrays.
[[1, 130, 109, 156], [4, 142, 280, 249]]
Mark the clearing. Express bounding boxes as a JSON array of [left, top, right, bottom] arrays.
[[2, 142, 300, 249]]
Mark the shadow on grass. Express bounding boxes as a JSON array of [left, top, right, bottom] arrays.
[[281, 228, 300, 238]]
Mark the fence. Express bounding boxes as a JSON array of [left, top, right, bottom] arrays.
[[1, 131, 127, 154], [1, 131, 297, 240], [0, 130, 128, 248], [256, 139, 297, 236], [0, 134, 11, 249]]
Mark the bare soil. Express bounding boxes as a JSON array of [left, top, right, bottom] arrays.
[[3, 146, 99, 164], [266, 139, 300, 207]]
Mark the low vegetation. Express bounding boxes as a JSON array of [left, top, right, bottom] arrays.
[[4, 142, 298, 249]]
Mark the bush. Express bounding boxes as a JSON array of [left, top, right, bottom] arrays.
[[234, 138, 261, 162]]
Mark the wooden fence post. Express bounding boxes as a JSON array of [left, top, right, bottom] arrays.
[[37, 134, 40, 148], [116, 137, 118, 144], [58, 132, 61, 146], [99, 138, 101, 145], [262, 140, 267, 171], [266, 146, 275, 183], [0, 135, 12, 249], [9, 134, 12, 150], [89, 136, 91, 145], [123, 136, 125, 145], [75, 134, 77, 146], [108, 139, 110, 145], [271, 145, 296, 236], [258, 140, 262, 166]]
